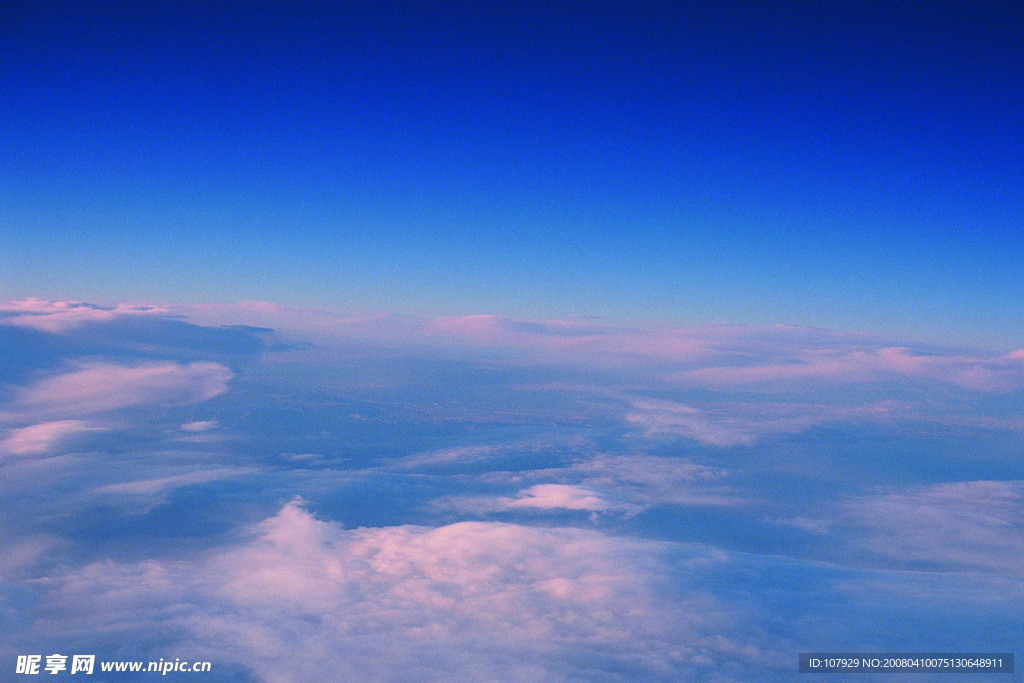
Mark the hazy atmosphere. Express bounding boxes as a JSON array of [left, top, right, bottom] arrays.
[[2, 2, 1022, 680]]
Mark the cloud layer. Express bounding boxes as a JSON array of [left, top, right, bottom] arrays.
[[842, 480, 1024, 577], [0, 299, 169, 332], [31, 501, 750, 681], [1, 299, 1021, 681]]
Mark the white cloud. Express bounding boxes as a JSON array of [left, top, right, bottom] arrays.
[[427, 315, 710, 364], [467, 455, 740, 511], [82, 466, 257, 513], [31, 502, 763, 680], [192, 306, 1024, 393], [13, 299, 1024, 395], [437, 484, 620, 514], [501, 484, 611, 511], [279, 452, 323, 461], [181, 420, 219, 432]]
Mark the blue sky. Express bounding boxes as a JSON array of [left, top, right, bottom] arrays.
[[2, 3, 1024, 680], [3, 2, 1023, 346]]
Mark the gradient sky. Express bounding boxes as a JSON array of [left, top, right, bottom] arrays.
[[3, 2, 1022, 346], [3, 6, 1024, 679]]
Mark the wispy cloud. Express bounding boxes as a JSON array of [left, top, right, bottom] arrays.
[[2, 361, 233, 423], [680, 346, 1024, 392], [625, 396, 905, 446], [428, 314, 709, 363], [440, 483, 626, 516], [91, 467, 256, 497], [501, 484, 612, 511], [544, 455, 738, 507], [87, 467, 258, 511], [841, 480, 1024, 577], [180, 420, 219, 432], [398, 444, 502, 468], [0, 420, 90, 456], [435, 454, 739, 515], [0, 532, 59, 581]]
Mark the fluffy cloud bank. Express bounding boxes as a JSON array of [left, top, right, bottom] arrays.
[[30, 501, 764, 681], [10, 299, 1024, 394], [0, 298, 1019, 681], [184, 303, 1024, 392], [0, 299, 168, 332]]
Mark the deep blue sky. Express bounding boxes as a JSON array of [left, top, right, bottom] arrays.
[[2, 1, 1022, 346]]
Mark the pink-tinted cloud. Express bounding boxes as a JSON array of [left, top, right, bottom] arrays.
[[502, 484, 611, 511], [435, 483, 620, 514], [180, 420, 219, 432], [428, 314, 711, 363], [26, 298, 1008, 394], [177, 302, 1024, 391], [4, 362, 233, 422], [15, 298, 1024, 395], [33, 501, 759, 680], [0, 299, 168, 332], [681, 346, 1024, 392], [0, 420, 90, 456]]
